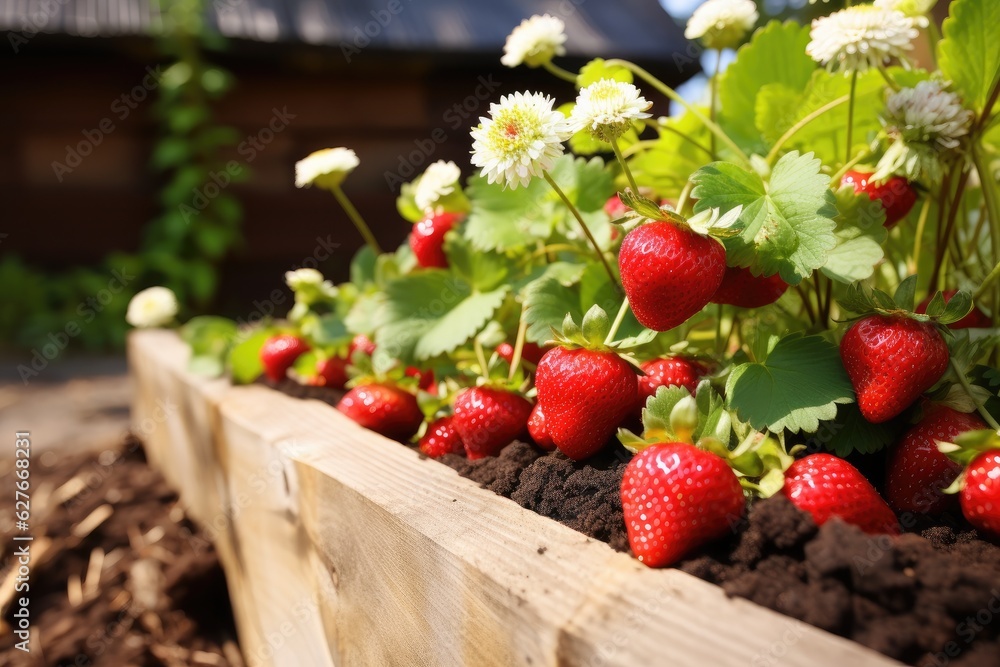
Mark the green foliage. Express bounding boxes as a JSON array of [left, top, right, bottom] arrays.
[[229, 329, 273, 384], [629, 110, 712, 194], [820, 186, 888, 283], [939, 0, 1000, 112]]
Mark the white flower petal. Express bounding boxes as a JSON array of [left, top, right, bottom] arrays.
[[807, 6, 918, 74], [126, 287, 178, 328], [684, 0, 758, 49], [501, 14, 567, 68], [413, 160, 462, 211], [295, 147, 359, 188]]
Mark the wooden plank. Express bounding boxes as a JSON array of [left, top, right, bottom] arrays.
[[129, 330, 902, 667]]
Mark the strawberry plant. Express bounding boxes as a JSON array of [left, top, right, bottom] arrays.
[[146, 0, 1000, 570]]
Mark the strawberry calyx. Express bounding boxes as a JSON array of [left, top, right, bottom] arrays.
[[613, 190, 742, 240], [550, 304, 657, 358], [937, 428, 1000, 494], [838, 275, 974, 328], [617, 380, 732, 452]]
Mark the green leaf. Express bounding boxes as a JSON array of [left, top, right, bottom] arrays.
[[894, 275, 919, 312], [821, 185, 888, 283], [629, 109, 712, 195], [692, 152, 839, 284], [817, 402, 898, 457], [302, 313, 350, 347], [719, 20, 816, 155], [938, 0, 1000, 112], [726, 334, 855, 434], [188, 354, 225, 377], [641, 385, 691, 439], [523, 274, 582, 344], [350, 246, 377, 286], [229, 329, 272, 384], [444, 234, 509, 292], [755, 83, 805, 145], [577, 58, 633, 87], [181, 316, 237, 358]]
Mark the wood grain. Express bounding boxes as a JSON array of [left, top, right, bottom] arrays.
[[129, 329, 901, 667]]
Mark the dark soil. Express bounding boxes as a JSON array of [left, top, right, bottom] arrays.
[[0, 437, 241, 667], [273, 381, 1000, 667]]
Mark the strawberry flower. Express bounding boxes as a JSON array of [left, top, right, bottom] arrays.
[[470, 91, 572, 189], [413, 160, 462, 212], [806, 6, 918, 74], [684, 0, 759, 50], [500, 14, 567, 68], [567, 79, 652, 143], [126, 287, 178, 328], [294, 147, 359, 190]]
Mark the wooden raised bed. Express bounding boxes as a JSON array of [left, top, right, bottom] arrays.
[[129, 329, 901, 667]]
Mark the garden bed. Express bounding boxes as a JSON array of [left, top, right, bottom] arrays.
[[129, 329, 906, 666]]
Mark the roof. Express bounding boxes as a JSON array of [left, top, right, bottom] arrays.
[[1, 0, 694, 62]]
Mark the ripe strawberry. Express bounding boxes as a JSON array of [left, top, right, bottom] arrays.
[[316, 356, 349, 389], [418, 416, 465, 458], [840, 314, 949, 423], [410, 211, 463, 269], [497, 341, 549, 366], [405, 366, 436, 392], [621, 443, 745, 567], [840, 170, 918, 228], [619, 221, 726, 331], [349, 334, 376, 357], [337, 383, 423, 441], [638, 356, 707, 402], [886, 407, 986, 514], [527, 403, 556, 451], [260, 334, 310, 382], [452, 387, 533, 460], [535, 347, 638, 460], [915, 290, 991, 329], [604, 194, 628, 219], [782, 454, 899, 535], [960, 451, 1000, 537], [710, 266, 788, 309]]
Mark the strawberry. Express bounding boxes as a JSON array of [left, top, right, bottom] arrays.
[[638, 356, 707, 402], [405, 366, 436, 392], [621, 443, 745, 567], [710, 266, 788, 309], [960, 450, 1000, 537], [349, 334, 376, 357], [259, 334, 310, 382], [337, 383, 423, 441], [418, 416, 465, 458], [604, 194, 628, 219], [410, 211, 463, 269], [619, 221, 726, 331], [535, 346, 638, 460], [782, 454, 899, 535], [452, 387, 533, 460], [316, 356, 349, 389], [497, 341, 549, 367], [886, 406, 986, 514], [840, 314, 949, 423], [915, 290, 991, 329], [527, 403, 556, 451], [840, 170, 918, 228]]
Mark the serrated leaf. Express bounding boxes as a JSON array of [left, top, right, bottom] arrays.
[[444, 234, 509, 292], [642, 385, 691, 441], [816, 402, 898, 457], [523, 275, 582, 344], [726, 334, 855, 433], [938, 0, 1000, 112], [821, 185, 888, 283], [692, 152, 839, 284], [718, 20, 816, 155]]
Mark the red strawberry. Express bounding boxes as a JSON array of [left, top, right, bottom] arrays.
[[349, 334, 376, 357], [638, 356, 707, 402], [619, 221, 726, 331], [337, 383, 423, 441], [418, 416, 465, 458], [535, 347, 638, 460], [316, 356, 349, 389], [410, 211, 463, 269], [621, 443, 745, 567], [915, 290, 991, 329], [840, 170, 918, 228], [405, 366, 436, 392], [710, 266, 788, 308], [527, 403, 556, 451], [782, 454, 899, 535], [452, 387, 533, 460], [604, 194, 629, 219], [886, 406, 986, 514], [260, 334, 310, 382], [497, 341, 549, 366], [840, 314, 949, 423], [960, 450, 1000, 537]]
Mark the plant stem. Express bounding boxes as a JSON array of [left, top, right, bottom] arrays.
[[676, 181, 694, 212], [542, 60, 578, 85], [794, 285, 817, 325], [846, 70, 858, 165], [543, 171, 620, 289], [830, 150, 871, 185], [604, 59, 752, 167], [610, 137, 640, 195], [604, 297, 631, 346], [332, 185, 382, 255], [714, 303, 724, 355], [910, 197, 931, 276], [928, 166, 971, 292], [656, 124, 714, 157], [509, 312, 528, 383], [876, 63, 901, 92], [766, 94, 850, 166], [950, 358, 1000, 431], [474, 337, 488, 374], [972, 144, 1000, 306], [710, 50, 721, 159]]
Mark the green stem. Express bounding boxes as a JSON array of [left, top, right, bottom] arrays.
[[846, 70, 858, 165], [831, 151, 871, 185], [542, 60, 578, 85], [710, 50, 721, 159], [794, 285, 817, 325], [604, 59, 751, 167], [910, 197, 931, 276], [331, 185, 382, 255], [714, 303, 724, 355], [543, 171, 620, 289], [766, 94, 850, 166], [610, 137, 640, 194], [622, 139, 661, 157], [604, 297, 631, 346], [656, 124, 713, 156], [676, 181, 694, 212], [474, 337, 489, 374], [509, 312, 528, 383], [876, 63, 901, 92], [928, 165, 971, 292], [950, 358, 1000, 431], [972, 144, 1000, 304]]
